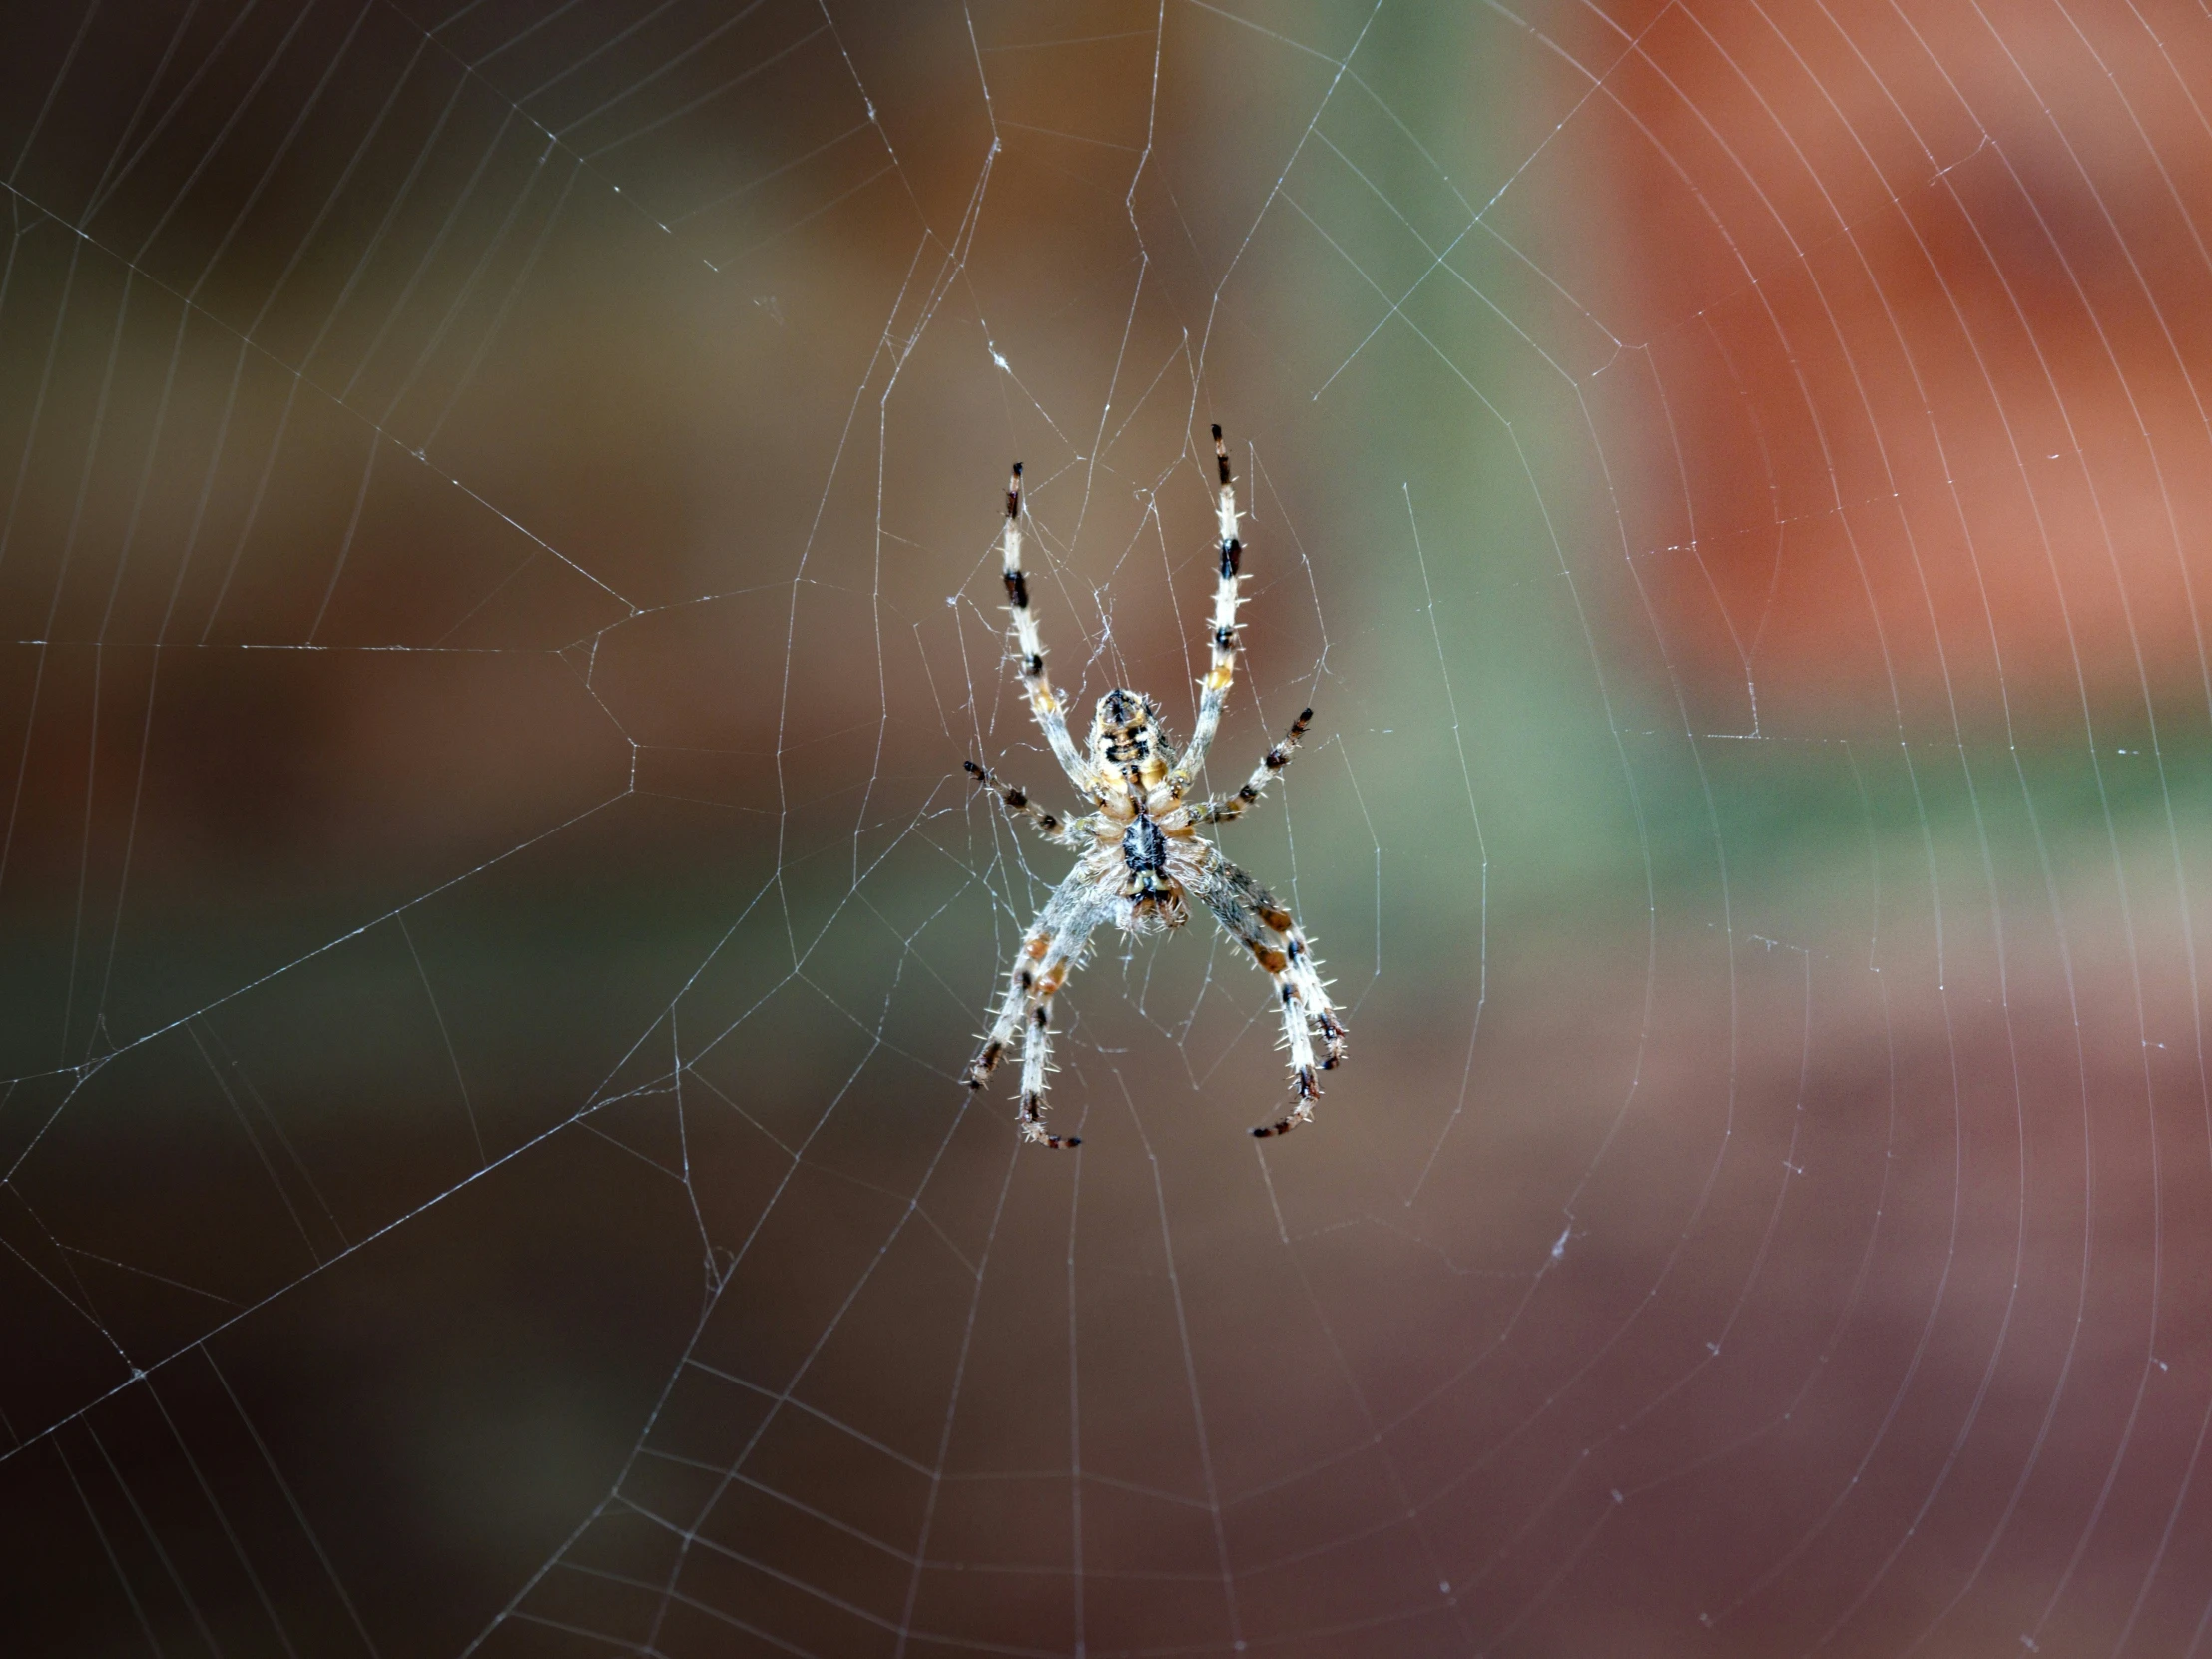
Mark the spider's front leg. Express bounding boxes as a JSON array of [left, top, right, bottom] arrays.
[[1177, 425, 1247, 781], [1000, 462, 1093, 792], [1194, 852, 1348, 1137]]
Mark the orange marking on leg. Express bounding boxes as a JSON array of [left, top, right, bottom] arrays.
[[1254, 945, 1289, 974], [1259, 906, 1293, 931]]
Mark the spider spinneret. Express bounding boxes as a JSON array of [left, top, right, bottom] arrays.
[[962, 426, 1347, 1147]]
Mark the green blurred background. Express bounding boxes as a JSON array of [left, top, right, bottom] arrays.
[[3, 1, 2210, 1654]]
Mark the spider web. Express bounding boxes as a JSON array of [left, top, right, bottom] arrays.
[[3, 0, 2211, 1653]]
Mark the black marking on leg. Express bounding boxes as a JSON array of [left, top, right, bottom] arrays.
[[1032, 1004, 1049, 1028], [1006, 462, 1023, 517], [1294, 1066, 1320, 1100], [1221, 539, 1241, 578], [966, 1040, 1004, 1084], [1023, 653, 1044, 678], [1019, 1090, 1081, 1149], [1212, 423, 1231, 485], [1004, 569, 1029, 608], [1214, 626, 1236, 649]]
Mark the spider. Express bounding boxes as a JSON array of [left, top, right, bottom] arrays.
[[963, 425, 1347, 1147]]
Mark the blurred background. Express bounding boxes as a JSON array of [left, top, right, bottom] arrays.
[[1, 0, 2209, 1653]]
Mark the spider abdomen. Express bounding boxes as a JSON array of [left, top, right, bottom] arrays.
[[1112, 811, 1189, 933], [1122, 814, 1169, 878]]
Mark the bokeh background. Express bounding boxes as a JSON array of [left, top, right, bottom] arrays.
[[2, 1, 2210, 1654]]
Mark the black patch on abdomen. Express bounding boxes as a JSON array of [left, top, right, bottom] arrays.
[[1122, 815, 1168, 878]]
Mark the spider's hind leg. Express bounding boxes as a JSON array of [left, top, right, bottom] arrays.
[[1013, 906, 1109, 1148], [962, 872, 1109, 1149], [1194, 853, 1347, 1137]]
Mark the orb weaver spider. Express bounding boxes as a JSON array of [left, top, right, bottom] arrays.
[[963, 427, 1346, 1146]]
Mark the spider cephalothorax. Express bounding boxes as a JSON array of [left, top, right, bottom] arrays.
[[962, 427, 1347, 1146]]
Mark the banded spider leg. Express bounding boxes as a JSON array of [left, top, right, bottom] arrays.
[[1174, 425, 1248, 785], [963, 870, 1111, 1148], [999, 462, 1092, 792], [1194, 852, 1348, 1136]]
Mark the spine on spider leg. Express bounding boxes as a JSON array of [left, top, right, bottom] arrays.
[[1251, 960, 1346, 1140], [1251, 978, 1324, 1139], [966, 932, 1048, 1090], [1293, 942, 1348, 1070], [1018, 996, 1080, 1149]]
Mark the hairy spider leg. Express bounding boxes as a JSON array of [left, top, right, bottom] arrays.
[[1195, 852, 1348, 1137], [1199, 707, 1312, 825], [964, 760, 1079, 846], [965, 868, 1091, 1089], [964, 872, 1115, 1138], [1002, 463, 1093, 791], [1016, 901, 1112, 1149], [1179, 425, 1246, 778]]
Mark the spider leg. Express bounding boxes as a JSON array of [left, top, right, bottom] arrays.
[[1000, 462, 1094, 793], [1178, 425, 1246, 780], [1198, 708, 1311, 825], [965, 869, 1087, 1090], [1016, 901, 1111, 1149], [964, 760, 1081, 846], [1194, 851, 1348, 1138], [963, 871, 1109, 1147]]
